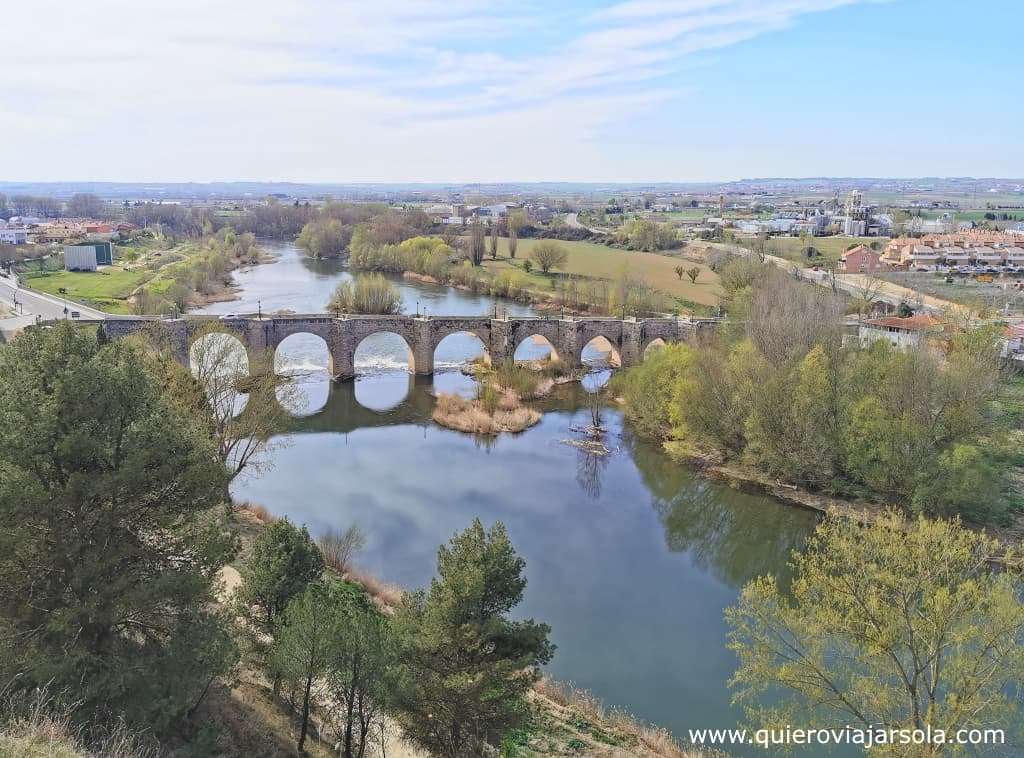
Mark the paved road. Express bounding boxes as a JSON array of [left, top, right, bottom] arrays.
[[0, 273, 108, 321], [563, 212, 609, 235]]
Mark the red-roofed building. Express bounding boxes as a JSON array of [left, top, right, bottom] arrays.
[[840, 244, 881, 273], [859, 314, 942, 349]]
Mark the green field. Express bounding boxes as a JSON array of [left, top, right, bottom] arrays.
[[27, 267, 150, 314], [482, 237, 722, 306]]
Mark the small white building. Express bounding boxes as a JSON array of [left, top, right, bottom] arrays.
[[859, 315, 941, 350], [0, 227, 29, 244]]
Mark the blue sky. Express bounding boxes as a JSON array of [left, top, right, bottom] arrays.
[[2, 0, 1021, 182]]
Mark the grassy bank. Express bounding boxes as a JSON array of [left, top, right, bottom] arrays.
[[25, 233, 263, 315], [483, 237, 722, 306], [27, 266, 150, 314]]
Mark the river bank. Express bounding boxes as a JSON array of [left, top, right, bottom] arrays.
[[228, 502, 719, 758], [196, 240, 819, 753]]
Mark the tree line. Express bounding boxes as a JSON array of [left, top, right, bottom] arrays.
[[612, 257, 1020, 525]]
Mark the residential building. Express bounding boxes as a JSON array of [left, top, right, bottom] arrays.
[[840, 244, 881, 273], [0, 226, 29, 244], [859, 315, 942, 349]]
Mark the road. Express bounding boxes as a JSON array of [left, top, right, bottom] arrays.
[[563, 212, 609, 235], [0, 273, 109, 322], [706, 242, 959, 314]]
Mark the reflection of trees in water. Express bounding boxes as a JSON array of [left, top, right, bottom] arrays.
[[625, 430, 816, 590], [575, 448, 610, 499]]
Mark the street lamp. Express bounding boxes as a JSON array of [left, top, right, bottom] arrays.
[[257, 300, 262, 319]]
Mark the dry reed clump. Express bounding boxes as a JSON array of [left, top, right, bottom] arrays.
[[233, 501, 279, 524], [345, 566, 405, 611], [532, 678, 717, 758], [0, 688, 158, 758], [432, 392, 540, 435]]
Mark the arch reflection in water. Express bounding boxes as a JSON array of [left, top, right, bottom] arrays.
[[433, 331, 488, 398], [189, 330, 249, 417], [274, 333, 332, 417], [580, 335, 620, 392], [354, 371, 414, 412]]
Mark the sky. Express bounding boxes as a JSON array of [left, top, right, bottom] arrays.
[[3, 0, 1022, 183]]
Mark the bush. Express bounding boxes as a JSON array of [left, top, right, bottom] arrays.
[[529, 241, 568, 273], [318, 524, 367, 574], [327, 274, 403, 315]]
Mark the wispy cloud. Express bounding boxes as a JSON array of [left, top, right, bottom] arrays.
[[1, 0, 874, 180]]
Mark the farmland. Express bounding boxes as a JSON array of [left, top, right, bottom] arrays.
[[481, 237, 722, 307]]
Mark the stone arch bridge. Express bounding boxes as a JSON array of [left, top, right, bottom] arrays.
[[91, 314, 716, 379]]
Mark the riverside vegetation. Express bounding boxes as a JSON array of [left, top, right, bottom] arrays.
[[612, 256, 1023, 526], [0, 322, 698, 758]]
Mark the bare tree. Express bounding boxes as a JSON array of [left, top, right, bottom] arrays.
[[746, 268, 844, 366], [469, 219, 485, 266], [317, 524, 367, 574], [507, 210, 525, 259], [188, 325, 297, 487]]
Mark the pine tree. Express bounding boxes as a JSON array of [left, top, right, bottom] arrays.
[[0, 323, 237, 731], [235, 518, 324, 692], [391, 519, 554, 757]]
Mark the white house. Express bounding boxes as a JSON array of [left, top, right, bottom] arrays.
[[859, 315, 941, 349], [0, 226, 29, 244]]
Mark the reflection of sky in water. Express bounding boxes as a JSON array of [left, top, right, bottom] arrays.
[[229, 379, 819, 757], [196, 239, 828, 755]]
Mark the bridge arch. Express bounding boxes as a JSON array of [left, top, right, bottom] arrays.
[[353, 330, 415, 374], [433, 330, 490, 370], [273, 332, 334, 376], [273, 332, 332, 417], [580, 334, 621, 369], [642, 337, 667, 359], [513, 333, 559, 363], [188, 330, 250, 418]]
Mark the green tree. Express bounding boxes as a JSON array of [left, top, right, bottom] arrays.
[[328, 274, 403, 315], [686, 266, 701, 284], [0, 323, 237, 731], [727, 513, 1024, 753], [489, 222, 499, 259], [674, 265, 685, 280], [326, 591, 397, 758], [236, 518, 324, 693], [297, 217, 351, 258], [529, 240, 567, 274], [391, 520, 554, 757], [507, 210, 525, 259], [272, 582, 337, 752]]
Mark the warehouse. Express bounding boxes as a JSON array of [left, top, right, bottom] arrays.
[[64, 242, 114, 271]]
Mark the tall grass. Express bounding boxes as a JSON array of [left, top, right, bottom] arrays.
[[327, 274, 403, 315], [533, 678, 717, 758], [0, 687, 157, 758], [432, 392, 540, 435]]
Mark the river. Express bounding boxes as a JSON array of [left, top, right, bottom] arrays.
[[195, 241, 818, 752]]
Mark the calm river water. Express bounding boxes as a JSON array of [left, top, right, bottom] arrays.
[[196, 242, 818, 751]]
